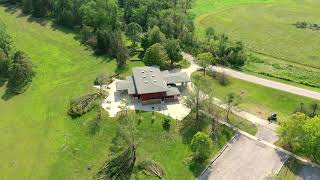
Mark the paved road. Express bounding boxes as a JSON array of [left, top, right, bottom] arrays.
[[182, 53, 320, 100], [198, 134, 288, 180]]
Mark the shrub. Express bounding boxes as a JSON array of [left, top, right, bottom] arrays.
[[190, 132, 212, 161], [216, 72, 230, 86], [162, 116, 171, 131], [94, 73, 112, 86]]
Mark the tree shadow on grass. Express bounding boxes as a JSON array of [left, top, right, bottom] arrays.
[[1, 88, 17, 101], [189, 158, 207, 178]]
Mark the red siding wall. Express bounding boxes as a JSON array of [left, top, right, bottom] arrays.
[[140, 92, 166, 101]]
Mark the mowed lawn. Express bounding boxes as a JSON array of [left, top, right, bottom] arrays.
[[0, 6, 144, 179], [192, 72, 320, 121], [197, 0, 320, 69]]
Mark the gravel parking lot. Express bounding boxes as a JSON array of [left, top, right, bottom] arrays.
[[198, 134, 288, 180]]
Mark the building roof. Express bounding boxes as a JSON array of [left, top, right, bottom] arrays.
[[166, 86, 180, 96], [116, 66, 190, 95], [132, 67, 168, 94]]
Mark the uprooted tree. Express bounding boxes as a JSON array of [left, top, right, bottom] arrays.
[[97, 112, 166, 179], [68, 93, 98, 117]]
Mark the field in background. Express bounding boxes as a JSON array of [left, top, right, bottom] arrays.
[[192, 0, 320, 90]]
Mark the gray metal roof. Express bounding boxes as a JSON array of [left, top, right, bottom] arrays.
[[166, 86, 180, 96], [163, 72, 190, 84], [115, 66, 190, 95], [132, 67, 167, 94]]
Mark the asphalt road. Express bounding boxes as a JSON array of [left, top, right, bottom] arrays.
[[211, 66, 320, 100], [198, 134, 288, 180], [182, 52, 320, 100]]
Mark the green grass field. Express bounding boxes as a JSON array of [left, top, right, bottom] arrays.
[[0, 6, 140, 179], [192, 72, 320, 121], [0, 6, 234, 179], [192, 0, 320, 90]]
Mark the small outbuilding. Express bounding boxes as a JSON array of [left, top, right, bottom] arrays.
[[116, 66, 190, 105]]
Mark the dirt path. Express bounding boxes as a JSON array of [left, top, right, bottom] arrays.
[[182, 53, 320, 100]]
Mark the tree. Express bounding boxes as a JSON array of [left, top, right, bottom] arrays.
[[163, 39, 183, 67], [277, 113, 307, 151], [116, 45, 129, 68], [126, 22, 143, 49], [190, 132, 212, 161], [0, 21, 12, 57], [0, 50, 10, 78], [196, 52, 213, 76], [94, 73, 112, 87], [68, 92, 98, 117], [143, 43, 169, 69], [7, 51, 35, 94], [96, 144, 137, 180], [205, 27, 216, 41], [302, 116, 320, 162], [225, 92, 241, 121], [22, 0, 33, 14], [184, 85, 209, 130], [32, 0, 52, 17], [141, 26, 166, 50]]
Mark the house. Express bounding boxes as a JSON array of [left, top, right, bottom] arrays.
[[116, 66, 190, 105]]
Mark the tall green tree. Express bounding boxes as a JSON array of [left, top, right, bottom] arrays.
[[0, 21, 12, 57], [302, 116, 320, 162], [196, 52, 213, 76], [126, 22, 143, 49], [143, 43, 169, 69], [163, 39, 182, 67], [225, 92, 241, 121], [7, 51, 35, 94], [184, 85, 209, 130], [190, 132, 212, 161], [141, 26, 166, 50]]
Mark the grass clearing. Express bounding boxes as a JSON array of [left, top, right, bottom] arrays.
[[0, 6, 143, 179], [192, 71, 320, 121], [192, 0, 320, 90]]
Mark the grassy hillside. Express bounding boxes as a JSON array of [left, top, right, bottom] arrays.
[[0, 6, 144, 179], [192, 0, 320, 89]]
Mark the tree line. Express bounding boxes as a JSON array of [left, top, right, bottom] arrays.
[[5, 0, 195, 69], [0, 21, 34, 96]]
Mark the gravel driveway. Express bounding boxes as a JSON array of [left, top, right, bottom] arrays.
[[198, 134, 288, 180]]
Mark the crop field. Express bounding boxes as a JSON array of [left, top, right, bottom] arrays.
[[193, 0, 320, 89]]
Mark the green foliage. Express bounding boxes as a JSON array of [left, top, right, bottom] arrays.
[[68, 92, 98, 117], [190, 132, 212, 161], [0, 21, 12, 56], [126, 22, 143, 47], [196, 52, 213, 75], [277, 113, 320, 162], [0, 49, 10, 78], [141, 26, 166, 50], [143, 43, 169, 69], [32, 0, 51, 17], [7, 51, 35, 94], [163, 38, 183, 66], [162, 116, 171, 131], [205, 27, 216, 41]]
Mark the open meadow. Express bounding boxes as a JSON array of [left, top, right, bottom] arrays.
[[192, 0, 320, 89]]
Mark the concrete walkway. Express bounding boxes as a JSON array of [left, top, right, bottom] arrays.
[[182, 53, 320, 100]]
